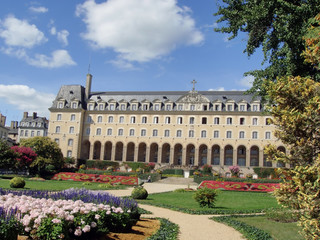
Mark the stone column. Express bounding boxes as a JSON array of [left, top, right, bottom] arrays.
[[233, 149, 237, 166], [134, 146, 139, 162], [169, 147, 174, 165], [157, 146, 162, 164], [207, 148, 212, 165], [122, 146, 127, 162], [194, 147, 199, 166], [89, 144, 94, 160], [111, 144, 116, 161], [220, 147, 224, 167], [182, 147, 186, 166], [146, 146, 150, 163], [259, 149, 264, 167], [246, 149, 250, 167], [100, 143, 105, 160]]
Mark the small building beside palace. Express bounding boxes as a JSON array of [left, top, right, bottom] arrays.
[[18, 112, 48, 143], [48, 74, 288, 174]]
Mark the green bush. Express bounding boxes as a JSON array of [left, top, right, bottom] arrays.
[[193, 187, 218, 208], [85, 160, 119, 169], [0, 217, 23, 240], [131, 186, 148, 199], [253, 167, 277, 179], [162, 169, 184, 175], [9, 177, 25, 188]]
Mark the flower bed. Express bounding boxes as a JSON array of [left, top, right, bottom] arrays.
[[199, 180, 280, 192], [0, 188, 140, 240], [52, 172, 138, 185]]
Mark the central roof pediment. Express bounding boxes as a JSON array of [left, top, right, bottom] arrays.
[[176, 91, 210, 103]]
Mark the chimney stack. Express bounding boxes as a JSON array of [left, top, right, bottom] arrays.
[[33, 112, 37, 119], [23, 112, 28, 119], [85, 73, 92, 100]]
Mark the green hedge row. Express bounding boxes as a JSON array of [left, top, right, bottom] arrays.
[[212, 215, 273, 240], [85, 160, 119, 169], [193, 176, 282, 184], [147, 218, 179, 240], [162, 169, 184, 175], [253, 168, 278, 179]]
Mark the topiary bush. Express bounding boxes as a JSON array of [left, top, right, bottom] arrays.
[[131, 186, 148, 199], [193, 187, 218, 208], [9, 177, 25, 188]]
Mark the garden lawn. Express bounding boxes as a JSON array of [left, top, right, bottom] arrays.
[[138, 190, 280, 214], [0, 178, 127, 191], [236, 216, 303, 240]]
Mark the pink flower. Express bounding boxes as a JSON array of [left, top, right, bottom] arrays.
[[74, 228, 82, 236], [82, 225, 91, 233], [52, 218, 61, 224]]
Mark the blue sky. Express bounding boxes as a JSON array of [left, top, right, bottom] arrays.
[[0, 0, 265, 125]]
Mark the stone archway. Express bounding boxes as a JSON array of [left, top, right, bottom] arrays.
[[126, 142, 135, 162], [211, 145, 220, 165], [93, 141, 101, 160], [186, 144, 195, 166], [161, 143, 170, 163], [250, 146, 259, 166], [237, 145, 246, 166], [198, 144, 208, 166], [224, 145, 233, 166], [115, 142, 123, 161], [149, 143, 158, 163], [138, 143, 147, 162], [104, 141, 112, 160], [173, 144, 183, 165]]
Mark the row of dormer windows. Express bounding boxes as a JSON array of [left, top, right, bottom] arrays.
[[20, 122, 44, 127], [57, 100, 261, 112]]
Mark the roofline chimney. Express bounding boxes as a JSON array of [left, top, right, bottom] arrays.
[[23, 112, 28, 119], [85, 74, 92, 99]]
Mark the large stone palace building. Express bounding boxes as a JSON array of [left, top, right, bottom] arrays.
[[48, 74, 288, 173]]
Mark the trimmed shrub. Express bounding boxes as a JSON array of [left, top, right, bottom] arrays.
[[9, 177, 25, 188], [162, 169, 184, 175], [86, 160, 119, 169], [131, 186, 148, 199], [193, 187, 218, 208], [253, 167, 277, 179]]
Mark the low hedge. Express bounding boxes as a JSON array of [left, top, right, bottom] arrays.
[[162, 169, 184, 175], [86, 160, 119, 169], [253, 168, 278, 179], [147, 218, 179, 240], [212, 215, 273, 240], [193, 176, 282, 184]]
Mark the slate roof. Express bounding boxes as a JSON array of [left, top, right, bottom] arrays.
[[50, 85, 86, 109]]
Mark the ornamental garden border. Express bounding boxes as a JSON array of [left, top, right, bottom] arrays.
[[52, 172, 138, 185], [199, 180, 280, 192]]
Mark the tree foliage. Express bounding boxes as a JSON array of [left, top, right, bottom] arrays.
[[0, 140, 16, 169], [11, 146, 37, 169], [20, 137, 64, 173], [214, 0, 320, 94], [263, 13, 320, 238]]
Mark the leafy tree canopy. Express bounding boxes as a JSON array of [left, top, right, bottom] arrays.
[[20, 137, 64, 172], [0, 140, 16, 169], [214, 0, 320, 94]]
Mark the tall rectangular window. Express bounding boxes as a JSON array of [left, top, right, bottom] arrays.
[[107, 128, 112, 136], [130, 116, 136, 123], [226, 131, 232, 138], [69, 127, 74, 133], [265, 132, 271, 139], [118, 129, 123, 136], [239, 131, 245, 139], [214, 130, 219, 138], [176, 130, 182, 137], [177, 117, 183, 124], [227, 117, 232, 125], [252, 118, 258, 125], [108, 116, 113, 123], [55, 126, 60, 133], [153, 129, 158, 136], [119, 116, 124, 123], [68, 139, 73, 146], [214, 117, 220, 125], [70, 114, 75, 121], [201, 130, 206, 138], [153, 117, 159, 124], [189, 130, 194, 138], [142, 116, 147, 123], [57, 114, 62, 121], [252, 131, 258, 139], [129, 129, 135, 136], [141, 129, 146, 136], [96, 128, 101, 135], [202, 117, 207, 124], [240, 117, 245, 125], [97, 116, 102, 123], [165, 117, 171, 124], [164, 130, 170, 137]]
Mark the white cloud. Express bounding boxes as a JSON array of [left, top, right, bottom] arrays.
[[50, 26, 57, 35], [57, 30, 69, 46], [0, 84, 55, 118], [27, 50, 76, 68], [238, 75, 254, 88], [76, 0, 204, 65], [1, 48, 76, 68], [29, 6, 48, 13], [0, 15, 47, 48]]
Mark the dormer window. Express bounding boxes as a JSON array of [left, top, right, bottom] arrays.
[[88, 104, 94, 110], [58, 102, 64, 108], [166, 104, 171, 111], [252, 104, 259, 111], [143, 104, 148, 110], [72, 102, 78, 109], [99, 104, 104, 110], [227, 104, 233, 111], [109, 104, 115, 110], [131, 104, 137, 110], [190, 104, 195, 111], [154, 104, 160, 111], [239, 104, 246, 111], [178, 104, 183, 111], [214, 104, 221, 111], [120, 104, 126, 111]]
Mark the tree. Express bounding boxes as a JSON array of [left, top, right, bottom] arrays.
[[20, 137, 64, 174], [11, 146, 37, 170], [214, 0, 320, 94], [0, 140, 16, 170], [263, 14, 320, 238]]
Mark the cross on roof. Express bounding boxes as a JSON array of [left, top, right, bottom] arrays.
[[191, 79, 197, 91]]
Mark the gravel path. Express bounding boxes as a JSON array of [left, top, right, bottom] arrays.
[[104, 181, 244, 240]]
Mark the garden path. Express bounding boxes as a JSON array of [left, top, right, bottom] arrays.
[[104, 180, 243, 240]]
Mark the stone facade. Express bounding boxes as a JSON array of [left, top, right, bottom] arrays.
[[18, 112, 48, 142], [48, 74, 288, 174]]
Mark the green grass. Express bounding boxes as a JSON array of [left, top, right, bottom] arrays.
[[236, 216, 303, 240], [138, 190, 280, 214], [0, 178, 128, 191]]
